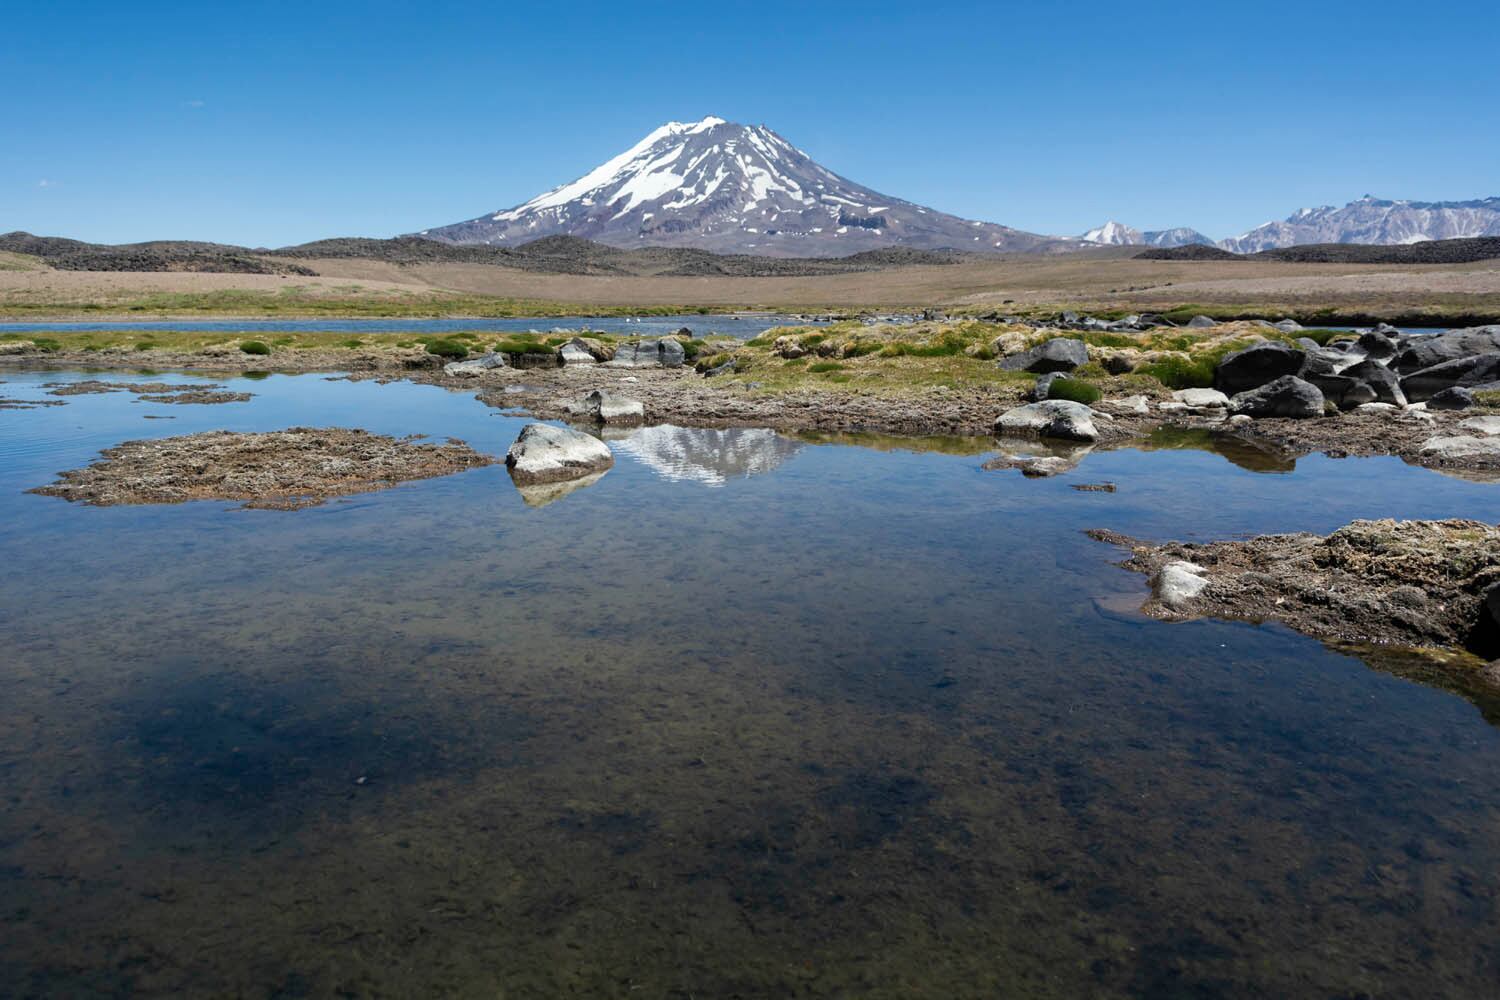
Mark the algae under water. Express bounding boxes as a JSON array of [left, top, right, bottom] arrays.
[[1, 370, 1499, 996]]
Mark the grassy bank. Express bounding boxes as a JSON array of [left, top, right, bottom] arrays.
[[0, 286, 743, 321], [985, 300, 1500, 329]]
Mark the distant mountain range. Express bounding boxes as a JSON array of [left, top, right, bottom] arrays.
[[1087, 197, 1500, 253], [418, 117, 1061, 257], [1217, 196, 1500, 253], [1079, 221, 1212, 248]]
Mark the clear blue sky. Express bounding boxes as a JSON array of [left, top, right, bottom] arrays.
[[4, 0, 1497, 247]]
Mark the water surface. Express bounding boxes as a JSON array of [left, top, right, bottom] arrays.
[[0, 313, 818, 339], [1, 371, 1498, 997]]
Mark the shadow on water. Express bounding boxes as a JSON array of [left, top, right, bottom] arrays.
[[104, 667, 535, 843], [3, 371, 1500, 996]]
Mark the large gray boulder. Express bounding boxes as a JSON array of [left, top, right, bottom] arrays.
[[1392, 326, 1500, 373], [994, 399, 1099, 441], [558, 338, 597, 365], [1341, 358, 1407, 406], [608, 338, 686, 368], [1214, 341, 1305, 395], [1399, 353, 1500, 401], [1186, 315, 1218, 329], [1228, 375, 1324, 419], [998, 337, 1089, 373], [505, 423, 614, 485], [1273, 319, 1303, 334]]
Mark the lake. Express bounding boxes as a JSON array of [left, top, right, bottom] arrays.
[[0, 314, 819, 339], [1, 371, 1498, 996]]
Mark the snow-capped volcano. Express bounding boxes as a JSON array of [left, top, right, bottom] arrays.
[[419, 116, 1055, 256]]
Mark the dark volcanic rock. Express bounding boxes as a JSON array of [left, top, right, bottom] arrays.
[[1393, 326, 1500, 373], [1214, 341, 1306, 395], [1303, 373, 1378, 410], [1400, 353, 1500, 401], [1228, 375, 1324, 418], [997, 337, 1089, 374], [1357, 330, 1400, 359], [1427, 387, 1478, 411], [1341, 358, 1408, 406]]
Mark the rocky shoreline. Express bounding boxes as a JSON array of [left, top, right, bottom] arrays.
[[5, 319, 1500, 477], [1091, 519, 1500, 655]]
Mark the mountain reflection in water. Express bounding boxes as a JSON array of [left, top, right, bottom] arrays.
[[605, 424, 804, 485]]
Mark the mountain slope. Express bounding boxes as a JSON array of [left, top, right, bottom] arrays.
[[1080, 221, 1211, 247], [419, 117, 1058, 257], [1220, 196, 1500, 253]]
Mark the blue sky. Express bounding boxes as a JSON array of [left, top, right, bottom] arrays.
[[4, 0, 1497, 247]]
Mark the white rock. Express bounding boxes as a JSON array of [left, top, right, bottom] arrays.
[[1106, 395, 1151, 415], [1418, 435, 1500, 460], [1153, 561, 1210, 608], [1228, 414, 1252, 425], [1172, 388, 1230, 408], [505, 423, 614, 485], [444, 352, 508, 377], [1354, 402, 1398, 414], [1457, 415, 1500, 436], [1157, 401, 1191, 413], [993, 400, 1098, 442]]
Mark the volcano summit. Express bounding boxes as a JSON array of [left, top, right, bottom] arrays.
[[419, 116, 1056, 257]]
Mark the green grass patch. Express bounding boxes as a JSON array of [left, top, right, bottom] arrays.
[[424, 339, 469, 359], [494, 337, 557, 356], [808, 361, 845, 373], [133, 341, 158, 352], [1046, 377, 1102, 404], [239, 340, 271, 355], [1134, 355, 1216, 389], [878, 330, 971, 358]]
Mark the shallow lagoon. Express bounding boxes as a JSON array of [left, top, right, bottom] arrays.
[[0, 313, 819, 339], [2, 371, 1499, 996]]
